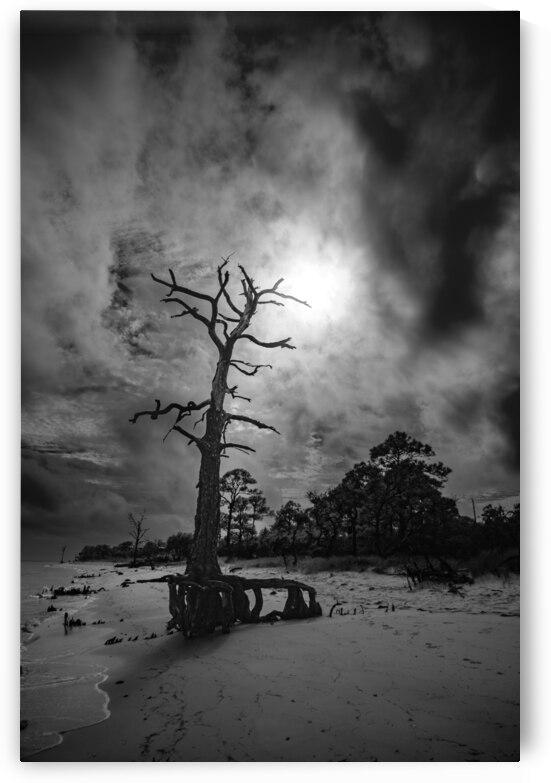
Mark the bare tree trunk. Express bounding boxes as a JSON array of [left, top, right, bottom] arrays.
[[188, 447, 222, 579], [225, 511, 233, 555], [187, 355, 229, 580]]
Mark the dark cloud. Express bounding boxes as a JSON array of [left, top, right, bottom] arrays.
[[424, 183, 503, 335], [351, 90, 409, 166], [21, 472, 60, 513], [321, 12, 519, 344], [492, 380, 520, 471]]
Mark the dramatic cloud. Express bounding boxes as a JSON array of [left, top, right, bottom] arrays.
[[21, 11, 519, 559]]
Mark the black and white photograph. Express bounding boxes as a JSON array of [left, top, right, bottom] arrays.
[[20, 7, 521, 764]]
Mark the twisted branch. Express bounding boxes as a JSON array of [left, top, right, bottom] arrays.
[[229, 360, 273, 376], [129, 399, 209, 424]]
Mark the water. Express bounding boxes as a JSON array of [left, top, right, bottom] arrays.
[[20, 561, 111, 759]]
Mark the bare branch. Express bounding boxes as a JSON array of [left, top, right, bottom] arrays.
[[218, 256, 243, 317], [258, 277, 311, 308], [237, 334, 296, 350], [229, 360, 273, 376], [194, 408, 209, 430], [217, 311, 241, 323], [267, 290, 311, 308], [151, 270, 214, 304], [228, 414, 280, 435], [257, 299, 284, 307], [226, 385, 251, 403], [162, 297, 211, 329], [220, 442, 257, 454], [129, 399, 209, 424], [172, 425, 204, 447], [216, 318, 230, 342], [238, 264, 256, 293]]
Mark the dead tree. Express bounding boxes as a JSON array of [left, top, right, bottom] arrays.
[[129, 511, 149, 567], [130, 257, 322, 636]]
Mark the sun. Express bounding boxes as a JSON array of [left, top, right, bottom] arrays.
[[286, 260, 352, 321]]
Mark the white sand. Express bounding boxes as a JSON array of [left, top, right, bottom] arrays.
[[23, 563, 519, 762]]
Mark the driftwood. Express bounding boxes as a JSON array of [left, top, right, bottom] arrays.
[[52, 584, 101, 597], [403, 555, 474, 590], [137, 573, 322, 638]]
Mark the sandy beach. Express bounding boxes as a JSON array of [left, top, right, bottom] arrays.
[[22, 562, 519, 762]]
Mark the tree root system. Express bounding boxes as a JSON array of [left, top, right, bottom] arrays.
[[138, 573, 322, 638]]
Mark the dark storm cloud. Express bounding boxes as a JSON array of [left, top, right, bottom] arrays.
[[344, 11, 519, 337], [492, 379, 520, 471], [352, 91, 409, 167], [21, 471, 60, 513]]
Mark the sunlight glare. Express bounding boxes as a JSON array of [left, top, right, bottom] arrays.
[[287, 259, 353, 322]]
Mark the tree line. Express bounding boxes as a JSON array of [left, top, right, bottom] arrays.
[[255, 431, 519, 566], [77, 431, 519, 569]]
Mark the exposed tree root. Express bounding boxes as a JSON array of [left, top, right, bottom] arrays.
[[138, 573, 322, 637]]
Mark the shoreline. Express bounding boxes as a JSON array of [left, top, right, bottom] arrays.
[[20, 563, 134, 758], [22, 564, 519, 762]]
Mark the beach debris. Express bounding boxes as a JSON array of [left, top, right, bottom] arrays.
[[52, 584, 96, 597], [104, 636, 123, 645], [402, 556, 474, 590], [329, 602, 366, 617], [64, 613, 86, 629], [46, 604, 58, 613], [329, 602, 344, 618], [447, 584, 466, 597]]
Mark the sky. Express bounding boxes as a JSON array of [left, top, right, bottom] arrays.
[[20, 10, 520, 561]]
